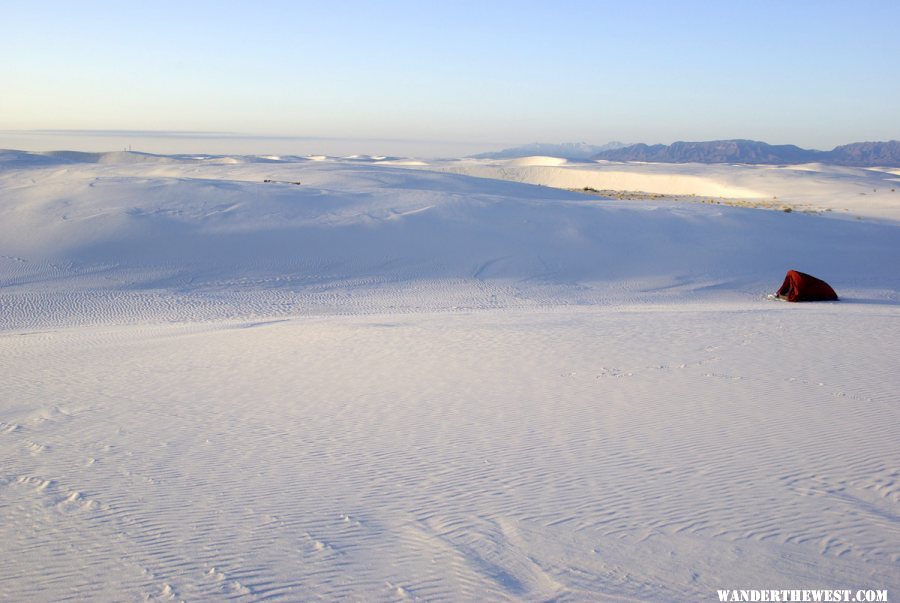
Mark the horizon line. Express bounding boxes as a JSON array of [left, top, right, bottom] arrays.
[[0, 129, 497, 147]]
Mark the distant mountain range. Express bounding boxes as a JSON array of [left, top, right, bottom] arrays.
[[472, 141, 628, 160], [476, 139, 900, 167]]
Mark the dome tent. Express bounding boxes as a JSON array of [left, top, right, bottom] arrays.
[[773, 270, 838, 302]]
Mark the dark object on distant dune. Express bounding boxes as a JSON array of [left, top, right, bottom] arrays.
[[774, 270, 839, 302]]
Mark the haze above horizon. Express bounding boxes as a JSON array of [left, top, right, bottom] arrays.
[[2, 0, 899, 157]]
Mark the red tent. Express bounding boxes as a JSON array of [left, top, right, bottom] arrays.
[[775, 270, 838, 302]]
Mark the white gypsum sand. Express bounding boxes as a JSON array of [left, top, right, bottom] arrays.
[[433, 156, 900, 222], [0, 150, 898, 601]]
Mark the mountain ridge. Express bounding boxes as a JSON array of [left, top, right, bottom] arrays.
[[472, 141, 628, 160], [476, 139, 900, 166], [593, 139, 900, 166]]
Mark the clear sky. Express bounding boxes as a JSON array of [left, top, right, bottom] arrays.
[[2, 0, 898, 155]]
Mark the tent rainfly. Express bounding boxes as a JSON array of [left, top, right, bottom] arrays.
[[774, 270, 838, 302]]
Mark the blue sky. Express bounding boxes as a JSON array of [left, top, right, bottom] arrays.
[[2, 0, 898, 154]]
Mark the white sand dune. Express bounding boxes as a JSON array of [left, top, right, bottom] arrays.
[[506, 155, 570, 167], [1, 150, 898, 601], [440, 157, 900, 221], [1, 151, 897, 328]]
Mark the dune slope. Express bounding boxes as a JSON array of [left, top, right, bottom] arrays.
[[1, 151, 898, 601], [1, 152, 897, 328]]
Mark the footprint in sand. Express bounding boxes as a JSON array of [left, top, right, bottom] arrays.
[[24, 440, 48, 454], [0, 422, 21, 434]]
